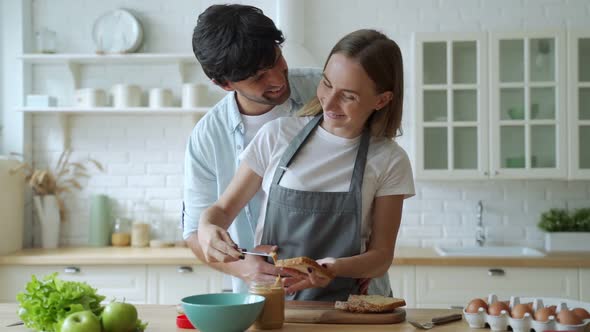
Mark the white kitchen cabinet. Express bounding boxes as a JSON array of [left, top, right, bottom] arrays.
[[146, 265, 223, 305], [581, 269, 590, 302], [0, 265, 148, 304], [414, 33, 489, 180], [489, 31, 567, 179], [567, 31, 590, 179], [388, 265, 416, 307], [415, 266, 579, 308]]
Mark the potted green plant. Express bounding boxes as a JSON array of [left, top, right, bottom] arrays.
[[538, 208, 590, 252]]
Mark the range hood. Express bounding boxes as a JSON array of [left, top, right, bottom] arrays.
[[276, 0, 318, 68]]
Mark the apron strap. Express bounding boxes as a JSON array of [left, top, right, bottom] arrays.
[[348, 128, 370, 193], [271, 114, 323, 185]]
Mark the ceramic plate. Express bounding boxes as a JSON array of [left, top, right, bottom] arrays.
[[92, 9, 143, 53]]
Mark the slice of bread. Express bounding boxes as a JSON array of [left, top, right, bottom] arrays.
[[335, 295, 406, 313], [274, 256, 335, 279]]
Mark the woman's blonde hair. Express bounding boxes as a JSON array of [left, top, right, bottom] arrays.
[[299, 29, 404, 138]]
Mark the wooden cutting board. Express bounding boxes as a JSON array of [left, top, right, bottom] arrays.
[[285, 301, 406, 324]]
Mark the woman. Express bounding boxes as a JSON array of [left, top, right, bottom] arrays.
[[198, 29, 415, 301]]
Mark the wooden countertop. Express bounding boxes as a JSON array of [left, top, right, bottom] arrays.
[[0, 246, 588, 268], [0, 303, 467, 332]]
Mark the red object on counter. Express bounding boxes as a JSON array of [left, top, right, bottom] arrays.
[[176, 314, 196, 329]]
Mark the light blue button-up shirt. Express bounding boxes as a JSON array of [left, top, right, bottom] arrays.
[[182, 68, 321, 292]]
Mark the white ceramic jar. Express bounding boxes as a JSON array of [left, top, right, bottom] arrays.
[[111, 84, 142, 108], [149, 88, 173, 108], [181, 83, 206, 108], [74, 88, 107, 107]]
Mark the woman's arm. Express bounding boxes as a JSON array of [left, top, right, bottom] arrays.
[[198, 163, 263, 263]]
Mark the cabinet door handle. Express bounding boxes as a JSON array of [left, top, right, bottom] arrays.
[[178, 266, 193, 273], [64, 266, 80, 274], [488, 268, 505, 277]]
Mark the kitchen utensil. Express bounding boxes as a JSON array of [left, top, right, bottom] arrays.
[[5, 321, 24, 327], [408, 313, 463, 329], [285, 301, 406, 324], [240, 250, 273, 258], [92, 9, 143, 54]]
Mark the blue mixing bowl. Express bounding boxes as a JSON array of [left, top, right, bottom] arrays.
[[181, 293, 265, 332]]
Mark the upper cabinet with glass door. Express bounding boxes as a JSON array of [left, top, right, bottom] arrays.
[[414, 33, 488, 179], [490, 31, 567, 179], [568, 32, 590, 179]]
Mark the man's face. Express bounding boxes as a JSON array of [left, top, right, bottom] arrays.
[[224, 48, 291, 112]]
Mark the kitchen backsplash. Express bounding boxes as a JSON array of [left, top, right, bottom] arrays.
[[25, 0, 590, 248], [31, 112, 590, 248]]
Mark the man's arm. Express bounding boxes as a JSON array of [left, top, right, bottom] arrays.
[[183, 124, 287, 283], [186, 232, 283, 284]]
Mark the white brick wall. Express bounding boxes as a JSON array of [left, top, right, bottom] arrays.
[[25, 0, 590, 248]]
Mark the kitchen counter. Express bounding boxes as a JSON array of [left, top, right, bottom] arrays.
[[0, 303, 467, 331], [0, 246, 588, 267]]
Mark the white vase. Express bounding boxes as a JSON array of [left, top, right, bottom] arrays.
[[33, 195, 61, 249]]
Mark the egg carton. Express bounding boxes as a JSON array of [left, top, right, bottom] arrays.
[[463, 294, 590, 332]]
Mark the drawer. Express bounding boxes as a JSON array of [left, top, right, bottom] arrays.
[[415, 266, 579, 308], [146, 265, 223, 304], [0, 265, 148, 304]]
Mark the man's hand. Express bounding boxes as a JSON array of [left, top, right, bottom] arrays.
[[197, 223, 242, 263], [239, 245, 280, 283]]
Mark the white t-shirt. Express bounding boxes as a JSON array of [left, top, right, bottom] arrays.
[[239, 116, 415, 252], [241, 100, 291, 145]]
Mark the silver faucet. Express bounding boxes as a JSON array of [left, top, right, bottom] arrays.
[[475, 200, 486, 247]]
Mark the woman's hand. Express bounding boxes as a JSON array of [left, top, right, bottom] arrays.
[[197, 222, 243, 263], [284, 257, 336, 294]]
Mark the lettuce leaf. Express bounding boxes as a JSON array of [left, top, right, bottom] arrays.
[[16, 273, 105, 332]]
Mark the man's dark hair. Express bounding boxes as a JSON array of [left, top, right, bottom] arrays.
[[192, 4, 285, 85]]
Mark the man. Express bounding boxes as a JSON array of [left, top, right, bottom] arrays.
[[182, 4, 320, 293]]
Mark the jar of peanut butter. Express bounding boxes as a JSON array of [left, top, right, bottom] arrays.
[[248, 275, 285, 329]]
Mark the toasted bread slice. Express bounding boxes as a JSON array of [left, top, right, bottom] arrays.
[[335, 295, 406, 313], [275, 256, 335, 279]]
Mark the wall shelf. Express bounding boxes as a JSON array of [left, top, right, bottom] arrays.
[[19, 53, 200, 86], [18, 107, 207, 151], [19, 53, 196, 65], [17, 107, 208, 115]]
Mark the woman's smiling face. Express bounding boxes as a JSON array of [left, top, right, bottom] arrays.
[[317, 53, 392, 139]]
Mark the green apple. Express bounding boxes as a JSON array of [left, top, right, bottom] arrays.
[[101, 301, 138, 332], [60, 310, 101, 332]]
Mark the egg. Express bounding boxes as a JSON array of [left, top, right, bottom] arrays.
[[557, 309, 583, 326], [511, 303, 533, 319], [572, 307, 590, 320], [534, 306, 556, 322], [488, 301, 510, 316], [465, 298, 488, 313]]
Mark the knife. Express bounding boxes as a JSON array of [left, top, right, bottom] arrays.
[[6, 321, 24, 327], [240, 249, 273, 258]]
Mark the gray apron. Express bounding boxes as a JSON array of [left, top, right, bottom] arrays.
[[260, 114, 369, 301]]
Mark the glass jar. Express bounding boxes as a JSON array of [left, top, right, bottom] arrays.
[[111, 217, 131, 247], [36, 28, 57, 54], [131, 221, 150, 247], [248, 275, 285, 329]]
